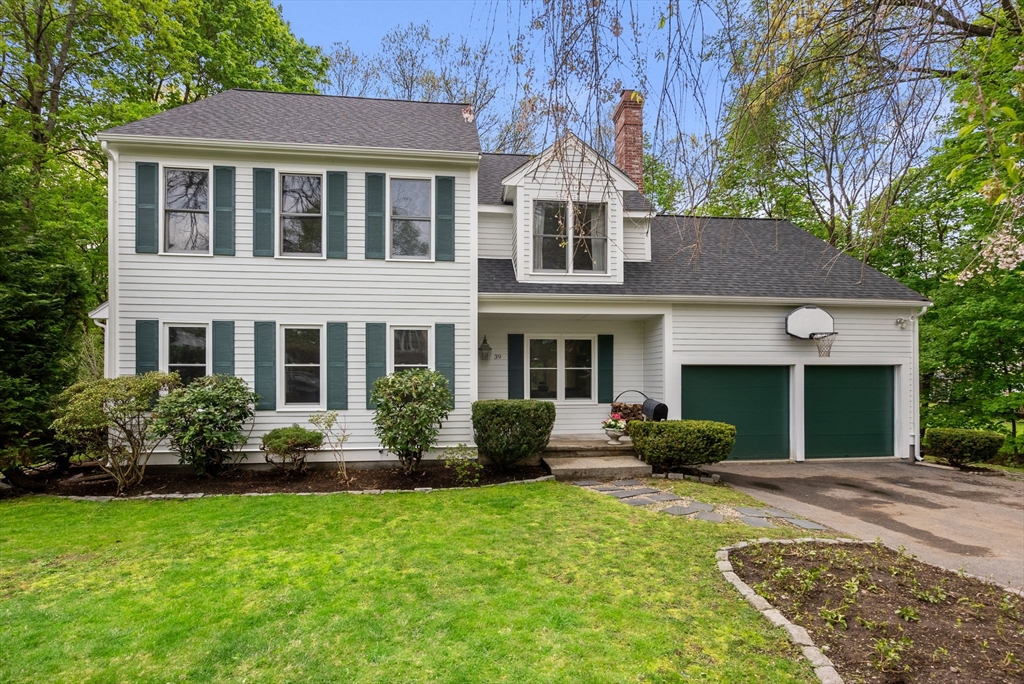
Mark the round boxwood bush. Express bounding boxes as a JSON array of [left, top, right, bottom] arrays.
[[472, 399, 556, 470], [261, 424, 324, 473], [628, 419, 736, 468], [923, 427, 1005, 469]]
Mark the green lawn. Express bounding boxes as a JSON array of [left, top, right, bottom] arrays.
[[0, 482, 814, 683]]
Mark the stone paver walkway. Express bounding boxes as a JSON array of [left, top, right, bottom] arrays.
[[572, 480, 831, 530]]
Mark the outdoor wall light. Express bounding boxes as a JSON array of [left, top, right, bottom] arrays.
[[479, 336, 492, 361], [895, 317, 909, 329]]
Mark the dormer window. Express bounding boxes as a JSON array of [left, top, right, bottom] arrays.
[[533, 200, 607, 273]]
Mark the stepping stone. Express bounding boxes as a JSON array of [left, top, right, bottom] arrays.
[[761, 508, 797, 519], [695, 511, 724, 523], [735, 506, 771, 517], [647, 492, 683, 502], [608, 488, 661, 499], [789, 518, 827, 530], [572, 480, 602, 487], [740, 516, 776, 528], [661, 505, 697, 516], [593, 485, 624, 492], [688, 502, 715, 512], [611, 479, 642, 486], [622, 497, 655, 507]]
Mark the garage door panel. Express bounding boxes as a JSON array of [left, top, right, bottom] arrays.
[[805, 366, 894, 458], [680, 366, 789, 460]]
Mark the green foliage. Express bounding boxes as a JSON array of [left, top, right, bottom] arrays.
[[371, 369, 452, 475], [471, 399, 556, 470], [260, 425, 323, 473], [643, 147, 683, 214], [923, 428, 1005, 468], [152, 375, 258, 475], [50, 372, 179, 492], [442, 443, 484, 486], [628, 420, 736, 468]]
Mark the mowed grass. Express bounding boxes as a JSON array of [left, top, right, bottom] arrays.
[[0, 482, 814, 683]]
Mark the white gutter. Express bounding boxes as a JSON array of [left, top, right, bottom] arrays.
[[97, 134, 481, 165], [478, 292, 933, 308], [101, 140, 118, 379]]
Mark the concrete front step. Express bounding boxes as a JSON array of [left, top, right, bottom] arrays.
[[543, 455, 653, 481]]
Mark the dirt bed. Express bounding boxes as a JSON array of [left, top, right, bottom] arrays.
[[1, 463, 550, 499], [731, 542, 1023, 683]]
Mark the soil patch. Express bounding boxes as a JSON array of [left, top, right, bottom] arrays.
[[731, 542, 1023, 683], [1, 463, 549, 499]]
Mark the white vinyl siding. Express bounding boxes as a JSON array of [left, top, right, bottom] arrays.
[[478, 211, 513, 259], [641, 316, 664, 401], [623, 217, 651, 262]]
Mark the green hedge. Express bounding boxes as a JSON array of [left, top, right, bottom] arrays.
[[472, 400, 556, 470], [628, 420, 736, 468], [923, 428, 1005, 468]]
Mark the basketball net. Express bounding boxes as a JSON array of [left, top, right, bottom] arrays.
[[810, 332, 838, 358]]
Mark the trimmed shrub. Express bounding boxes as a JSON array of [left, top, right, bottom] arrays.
[[472, 400, 556, 470], [261, 424, 323, 473], [372, 369, 452, 475], [628, 419, 736, 468], [923, 428, 1005, 469], [153, 375, 258, 476]]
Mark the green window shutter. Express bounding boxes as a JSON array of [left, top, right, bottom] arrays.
[[365, 173, 385, 259], [598, 334, 614, 403], [435, 176, 455, 261], [435, 323, 455, 407], [135, 162, 158, 253], [365, 322, 386, 409], [254, 321, 276, 410], [326, 171, 348, 259], [253, 168, 275, 257], [507, 334, 524, 399], [213, 166, 235, 255], [135, 320, 159, 374], [212, 321, 235, 376], [326, 322, 348, 410]]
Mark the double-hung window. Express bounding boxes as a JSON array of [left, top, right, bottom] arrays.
[[528, 337, 594, 400], [281, 174, 323, 255], [165, 168, 210, 253], [393, 328, 429, 372], [168, 326, 207, 385], [390, 178, 431, 259], [283, 327, 321, 404], [532, 201, 607, 273]]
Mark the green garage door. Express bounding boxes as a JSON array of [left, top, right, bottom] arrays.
[[805, 366, 894, 458], [680, 366, 790, 460]]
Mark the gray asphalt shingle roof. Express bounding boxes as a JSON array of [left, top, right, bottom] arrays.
[[99, 89, 481, 153], [479, 216, 928, 302]]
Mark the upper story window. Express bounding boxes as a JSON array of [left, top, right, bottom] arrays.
[[390, 178, 431, 259], [281, 174, 323, 256], [168, 325, 207, 384], [165, 169, 210, 253], [532, 201, 607, 273]]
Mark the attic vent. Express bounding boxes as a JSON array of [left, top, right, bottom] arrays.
[[462, 106, 475, 123]]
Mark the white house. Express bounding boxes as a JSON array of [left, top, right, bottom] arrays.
[[94, 89, 930, 466]]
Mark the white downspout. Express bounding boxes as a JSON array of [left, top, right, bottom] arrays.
[[911, 304, 931, 461], [102, 140, 118, 379]]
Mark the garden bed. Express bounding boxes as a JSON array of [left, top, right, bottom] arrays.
[[730, 541, 1023, 683], [1, 462, 549, 499]]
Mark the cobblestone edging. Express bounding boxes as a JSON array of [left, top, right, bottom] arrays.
[[716, 537, 1024, 684], [48, 475, 557, 502]]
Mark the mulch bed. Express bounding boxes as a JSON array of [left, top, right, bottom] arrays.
[[731, 542, 1024, 683], [0, 462, 550, 499]]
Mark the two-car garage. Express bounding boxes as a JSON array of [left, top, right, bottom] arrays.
[[680, 365, 896, 460]]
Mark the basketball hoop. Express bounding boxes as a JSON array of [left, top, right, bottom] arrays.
[[810, 332, 838, 358]]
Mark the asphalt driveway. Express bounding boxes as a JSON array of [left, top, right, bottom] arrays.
[[705, 459, 1024, 590]]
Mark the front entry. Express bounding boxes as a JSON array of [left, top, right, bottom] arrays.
[[680, 365, 790, 460], [805, 366, 895, 458]]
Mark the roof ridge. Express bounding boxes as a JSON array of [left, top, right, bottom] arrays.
[[229, 88, 470, 107]]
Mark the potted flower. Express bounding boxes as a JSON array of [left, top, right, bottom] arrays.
[[602, 413, 628, 444]]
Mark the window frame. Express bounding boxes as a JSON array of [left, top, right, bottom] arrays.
[[277, 324, 325, 410], [161, 322, 210, 383], [388, 324, 433, 374], [277, 170, 326, 259], [386, 174, 435, 262], [524, 335, 597, 402], [531, 199, 608, 274], [160, 164, 214, 257]]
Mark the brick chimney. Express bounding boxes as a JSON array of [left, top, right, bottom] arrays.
[[612, 90, 644, 192]]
